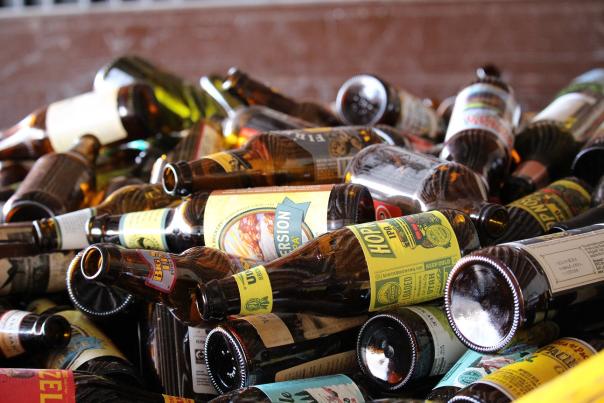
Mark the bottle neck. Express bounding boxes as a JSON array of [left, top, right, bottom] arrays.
[[68, 134, 101, 165]]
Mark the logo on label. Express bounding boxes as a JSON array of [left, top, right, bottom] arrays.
[[233, 266, 273, 315], [353, 222, 395, 258], [139, 250, 177, 293], [400, 214, 452, 249], [245, 297, 271, 312], [376, 281, 401, 306]]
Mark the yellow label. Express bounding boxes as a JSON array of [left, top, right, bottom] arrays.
[[516, 350, 604, 403], [348, 211, 461, 311], [233, 265, 273, 315], [240, 313, 295, 348], [203, 151, 246, 173], [479, 337, 596, 400], [508, 179, 591, 231], [162, 395, 195, 403], [118, 208, 169, 250], [204, 185, 333, 261]]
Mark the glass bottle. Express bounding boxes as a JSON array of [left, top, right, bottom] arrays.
[[34, 183, 181, 252], [0, 161, 30, 188], [0, 84, 163, 160], [344, 144, 508, 243], [548, 204, 604, 233], [87, 183, 375, 259], [439, 76, 518, 195], [161, 126, 394, 198], [223, 67, 342, 126], [205, 312, 366, 393], [496, 177, 592, 243], [356, 305, 466, 393], [572, 121, 604, 186], [198, 209, 480, 321], [335, 74, 444, 142], [2, 135, 101, 222], [0, 307, 71, 359], [445, 225, 604, 353]]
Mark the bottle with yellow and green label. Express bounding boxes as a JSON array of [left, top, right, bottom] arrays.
[[197, 209, 480, 322], [449, 337, 604, 403]]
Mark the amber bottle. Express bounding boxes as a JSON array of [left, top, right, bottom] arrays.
[[162, 126, 395, 198], [439, 76, 518, 195], [198, 209, 480, 322], [345, 144, 508, 243], [573, 122, 604, 186], [2, 135, 100, 222], [335, 74, 444, 142], [87, 184, 374, 259], [0, 161, 30, 188], [356, 305, 466, 393], [445, 225, 604, 353], [205, 313, 366, 393], [495, 177, 592, 243], [34, 182, 181, 252], [223, 67, 341, 126]]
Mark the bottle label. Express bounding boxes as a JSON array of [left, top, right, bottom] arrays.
[[256, 374, 365, 403], [239, 313, 295, 348], [507, 179, 591, 231], [118, 208, 169, 250], [432, 344, 537, 390], [163, 396, 195, 403], [138, 250, 177, 293], [507, 227, 604, 294], [0, 252, 74, 296], [398, 90, 440, 138], [192, 122, 225, 160], [347, 211, 461, 311], [406, 306, 466, 376], [46, 88, 128, 152], [204, 185, 332, 261], [0, 310, 28, 358], [233, 265, 273, 315], [188, 326, 217, 395], [274, 350, 358, 382], [477, 338, 595, 400], [0, 368, 76, 403], [54, 208, 96, 250], [203, 151, 249, 173], [45, 310, 127, 370], [298, 314, 367, 341], [445, 83, 516, 149]]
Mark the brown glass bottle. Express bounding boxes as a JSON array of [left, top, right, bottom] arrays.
[[335, 74, 444, 142], [0, 84, 163, 160], [439, 76, 518, 195], [0, 307, 71, 359], [548, 204, 604, 233], [34, 183, 181, 252], [205, 313, 366, 393], [449, 337, 604, 403], [162, 126, 392, 198], [445, 225, 604, 353], [79, 243, 254, 324], [495, 177, 592, 243], [87, 183, 374, 259], [345, 144, 508, 244], [223, 67, 341, 126], [573, 122, 604, 186], [2, 135, 100, 222], [356, 305, 466, 393], [198, 209, 480, 322], [0, 161, 30, 188]]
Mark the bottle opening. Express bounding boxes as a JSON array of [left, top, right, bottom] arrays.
[[445, 256, 521, 353], [483, 206, 509, 239], [162, 165, 178, 194], [572, 146, 604, 186], [4, 203, 52, 223], [81, 246, 105, 280], [204, 327, 247, 394], [336, 75, 388, 126]]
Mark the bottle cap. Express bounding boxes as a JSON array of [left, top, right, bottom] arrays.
[[336, 75, 399, 126], [204, 326, 249, 394]]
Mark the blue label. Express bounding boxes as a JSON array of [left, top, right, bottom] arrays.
[[273, 197, 311, 257], [255, 374, 365, 403]]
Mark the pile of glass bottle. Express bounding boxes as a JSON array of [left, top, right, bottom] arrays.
[[0, 56, 602, 403]]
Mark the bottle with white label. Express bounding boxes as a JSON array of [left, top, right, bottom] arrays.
[[204, 312, 367, 394], [0, 308, 71, 359], [445, 224, 604, 353], [356, 305, 466, 393], [2, 134, 101, 222], [439, 75, 518, 196]]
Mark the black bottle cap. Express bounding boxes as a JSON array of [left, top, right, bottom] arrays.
[[204, 326, 248, 394], [336, 74, 400, 126]]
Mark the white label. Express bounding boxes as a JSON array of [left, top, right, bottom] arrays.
[[398, 90, 440, 138], [274, 350, 357, 382], [240, 314, 295, 348], [188, 326, 217, 395], [534, 93, 597, 124], [406, 306, 466, 376], [46, 89, 128, 152], [510, 228, 604, 294], [0, 310, 28, 358], [54, 208, 95, 250], [46, 252, 75, 293]]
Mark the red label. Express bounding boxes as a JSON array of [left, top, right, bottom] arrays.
[[373, 200, 404, 221], [138, 250, 177, 293], [0, 368, 76, 403]]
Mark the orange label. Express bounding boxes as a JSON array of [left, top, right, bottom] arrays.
[[0, 368, 76, 403]]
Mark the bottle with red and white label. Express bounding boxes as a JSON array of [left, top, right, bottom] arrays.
[[439, 75, 519, 196], [0, 83, 164, 160], [0, 308, 71, 359]]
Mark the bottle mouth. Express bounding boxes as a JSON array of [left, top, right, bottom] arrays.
[[445, 254, 523, 353], [40, 315, 72, 349], [162, 164, 178, 194], [356, 312, 417, 391], [3, 201, 54, 223], [336, 74, 389, 126], [80, 245, 107, 281], [479, 203, 509, 241], [204, 326, 248, 394], [572, 145, 604, 186], [162, 161, 192, 197]]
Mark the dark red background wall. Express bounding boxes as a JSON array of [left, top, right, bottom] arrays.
[[0, 0, 602, 128]]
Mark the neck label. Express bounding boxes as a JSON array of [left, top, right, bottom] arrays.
[[232, 265, 273, 315]]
